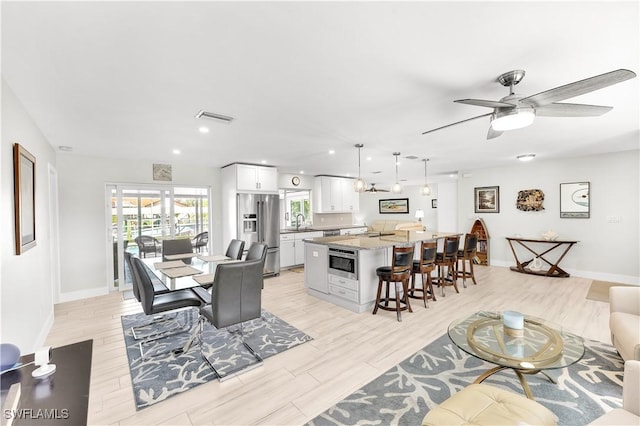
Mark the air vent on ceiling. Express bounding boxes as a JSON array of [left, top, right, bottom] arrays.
[[404, 155, 419, 160], [195, 110, 234, 123], [371, 171, 382, 174]]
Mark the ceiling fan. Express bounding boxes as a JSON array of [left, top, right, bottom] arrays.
[[365, 183, 389, 193], [422, 69, 636, 140]]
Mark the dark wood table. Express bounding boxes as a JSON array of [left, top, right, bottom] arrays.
[[505, 237, 578, 278], [1, 339, 92, 425]]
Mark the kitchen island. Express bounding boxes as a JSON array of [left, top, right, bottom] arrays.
[[303, 231, 459, 313]]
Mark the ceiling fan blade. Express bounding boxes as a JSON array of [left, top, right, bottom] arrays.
[[422, 112, 492, 135], [487, 127, 503, 140], [534, 102, 613, 117], [455, 99, 516, 108], [520, 69, 636, 107]]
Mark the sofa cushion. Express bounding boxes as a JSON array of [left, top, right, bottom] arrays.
[[610, 312, 640, 361]]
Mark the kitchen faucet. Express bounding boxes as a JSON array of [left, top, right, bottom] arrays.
[[296, 213, 305, 231]]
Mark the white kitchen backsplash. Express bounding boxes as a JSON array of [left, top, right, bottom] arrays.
[[312, 212, 353, 227]]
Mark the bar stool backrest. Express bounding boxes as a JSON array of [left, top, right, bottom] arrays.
[[443, 236, 460, 260], [420, 241, 438, 266], [392, 245, 415, 274], [464, 233, 479, 255]]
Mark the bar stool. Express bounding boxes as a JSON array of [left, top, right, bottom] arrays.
[[456, 233, 479, 287], [373, 245, 415, 321], [409, 241, 438, 307], [434, 235, 460, 296]]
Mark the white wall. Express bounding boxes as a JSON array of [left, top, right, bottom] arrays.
[[458, 150, 640, 284], [1, 79, 57, 352], [56, 155, 222, 299], [356, 184, 439, 230]]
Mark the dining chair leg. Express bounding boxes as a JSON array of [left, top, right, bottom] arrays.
[[403, 279, 413, 314], [420, 273, 428, 308]]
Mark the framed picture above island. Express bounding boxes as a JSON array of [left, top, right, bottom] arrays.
[[379, 198, 409, 214], [474, 186, 500, 213], [13, 143, 37, 254], [560, 181, 590, 218]]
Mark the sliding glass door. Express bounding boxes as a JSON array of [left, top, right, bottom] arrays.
[[108, 184, 210, 291]]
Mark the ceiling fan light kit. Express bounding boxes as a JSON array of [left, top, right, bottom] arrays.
[[491, 107, 535, 131], [353, 144, 367, 193]]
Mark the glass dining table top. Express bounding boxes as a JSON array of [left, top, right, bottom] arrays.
[[142, 256, 239, 290], [448, 311, 585, 371]]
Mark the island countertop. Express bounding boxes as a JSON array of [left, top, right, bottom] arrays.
[[304, 231, 460, 250]]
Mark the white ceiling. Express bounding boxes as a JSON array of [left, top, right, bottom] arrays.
[[2, 1, 639, 187]]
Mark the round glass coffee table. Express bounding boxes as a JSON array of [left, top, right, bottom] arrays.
[[448, 311, 585, 399]]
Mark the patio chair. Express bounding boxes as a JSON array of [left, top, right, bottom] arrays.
[[191, 231, 209, 253], [135, 235, 161, 258]]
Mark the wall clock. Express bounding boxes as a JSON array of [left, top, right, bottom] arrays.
[[292, 176, 301, 186]]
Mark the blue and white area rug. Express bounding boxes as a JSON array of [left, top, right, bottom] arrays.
[[121, 309, 313, 409], [309, 333, 624, 425]]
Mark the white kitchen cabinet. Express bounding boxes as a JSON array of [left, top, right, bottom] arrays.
[[313, 176, 359, 213], [280, 231, 323, 268], [280, 234, 296, 268], [236, 164, 278, 192]]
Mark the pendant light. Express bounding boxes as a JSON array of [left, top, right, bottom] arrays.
[[421, 158, 431, 196], [353, 144, 367, 193], [391, 152, 403, 194]]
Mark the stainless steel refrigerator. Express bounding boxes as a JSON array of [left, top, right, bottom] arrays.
[[237, 193, 280, 276]]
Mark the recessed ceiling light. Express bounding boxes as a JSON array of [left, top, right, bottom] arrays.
[[300, 171, 305, 174], [517, 154, 536, 162], [366, 156, 372, 161], [346, 173, 351, 177], [261, 160, 267, 164], [198, 126, 209, 133], [173, 149, 181, 155], [329, 150, 335, 155]]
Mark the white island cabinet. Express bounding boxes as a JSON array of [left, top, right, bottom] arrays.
[[304, 243, 328, 294], [305, 243, 389, 313]]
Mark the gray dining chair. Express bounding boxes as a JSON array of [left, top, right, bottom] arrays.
[[162, 238, 194, 264], [181, 258, 265, 380]]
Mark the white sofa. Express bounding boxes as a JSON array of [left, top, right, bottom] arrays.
[[589, 360, 640, 425], [368, 220, 423, 234], [609, 286, 640, 361]]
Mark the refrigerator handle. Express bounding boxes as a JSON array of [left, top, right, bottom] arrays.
[[257, 201, 263, 243]]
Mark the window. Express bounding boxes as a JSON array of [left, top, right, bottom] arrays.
[[279, 189, 311, 228]]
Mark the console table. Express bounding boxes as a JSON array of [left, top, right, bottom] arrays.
[[505, 237, 578, 278]]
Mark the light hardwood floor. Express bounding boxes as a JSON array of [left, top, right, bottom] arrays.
[[45, 265, 612, 425]]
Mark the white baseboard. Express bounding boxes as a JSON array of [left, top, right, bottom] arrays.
[[57, 286, 109, 303], [490, 260, 639, 285]]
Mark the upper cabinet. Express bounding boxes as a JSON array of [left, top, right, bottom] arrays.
[[235, 164, 278, 192], [313, 176, 359, 213]]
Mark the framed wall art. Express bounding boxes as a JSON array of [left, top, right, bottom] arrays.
[[14, 143, 37, 254], [560, 182, 590, 218], [379, 198, 409, 214], [474, 186, 500, 213], [517, 189, 545, 211]]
